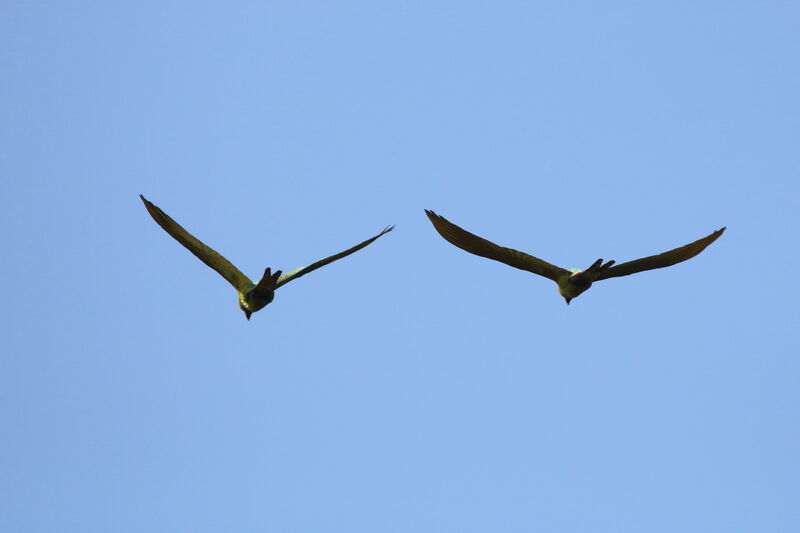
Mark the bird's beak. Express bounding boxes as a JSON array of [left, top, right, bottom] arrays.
[[244, 310, 252, 320], [565, 298, 571, 305]]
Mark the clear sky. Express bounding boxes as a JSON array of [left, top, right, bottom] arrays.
[[3, 2, 799, 532]]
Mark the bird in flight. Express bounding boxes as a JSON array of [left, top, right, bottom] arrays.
[[141, 195, 394, 319], [424, 210, 725, 305]]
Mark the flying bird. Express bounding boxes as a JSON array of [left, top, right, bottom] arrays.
[[141, 195, 393, 319], [424, 210, 725, 305]]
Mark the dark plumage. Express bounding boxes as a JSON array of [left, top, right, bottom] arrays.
[[140, 195, 393, 319], [425, 210, 725, 304]]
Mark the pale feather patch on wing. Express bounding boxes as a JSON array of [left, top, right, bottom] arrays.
[[278, 266, 306, 284]]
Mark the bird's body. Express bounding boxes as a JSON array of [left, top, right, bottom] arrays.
[[425, 210, 725, 305], [558, 271, 591, 302], [140, 195, 393, 319], [238, 285, 274, 315]]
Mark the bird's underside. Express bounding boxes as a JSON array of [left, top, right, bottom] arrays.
[[140, 195, 393, 319], [424, 209, 725, 304]]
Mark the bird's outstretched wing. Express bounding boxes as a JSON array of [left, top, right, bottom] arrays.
[[275, 225, 394, 288], [140, 195, 254, 291], [424, 210, 569, 282], [596, 227, 726, 281]]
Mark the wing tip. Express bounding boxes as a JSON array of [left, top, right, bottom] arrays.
[[709, 226, 726, 242], [424, 209, 440, 220], [140, 195, 159, 213], [424, 209, 449, 229], [140, 194, 160, 218]]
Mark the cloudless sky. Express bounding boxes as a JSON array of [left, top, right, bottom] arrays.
[[2, 2, 799, 532]]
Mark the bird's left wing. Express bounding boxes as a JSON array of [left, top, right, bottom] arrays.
[[274, 225, 394, 288], [425, 210, 569, 282], [596, 227, 726, 281], [140, 195, 254, 291]]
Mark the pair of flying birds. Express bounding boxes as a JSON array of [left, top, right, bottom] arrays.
[[141, 195, 725, 319]]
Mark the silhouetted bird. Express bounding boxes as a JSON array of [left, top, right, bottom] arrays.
[[141, 195, 393, 319], [425, 210, 725, 305]]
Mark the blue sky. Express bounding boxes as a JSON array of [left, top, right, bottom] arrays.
[[2, 2, 799, 531]]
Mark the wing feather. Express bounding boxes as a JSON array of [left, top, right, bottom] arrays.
[[424, 210, 568, 282], [275, 225, 394, 288], [140, 195, 254, 291], [596, 227, 726, 281]]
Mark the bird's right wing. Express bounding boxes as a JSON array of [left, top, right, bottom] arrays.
[[596, 227, 726, 281], [424, 210, 569, 282], [274, 225, 394, 288], [140, 195, 254, 291]]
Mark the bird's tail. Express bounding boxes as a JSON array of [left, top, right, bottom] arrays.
[[255, 267, 283, 293], [573, 259, 616, 280], [592, 259, 615, 276]]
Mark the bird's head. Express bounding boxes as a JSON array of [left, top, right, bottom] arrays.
[[559, 275, 587, 305], [239, 292, 254, 321]]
